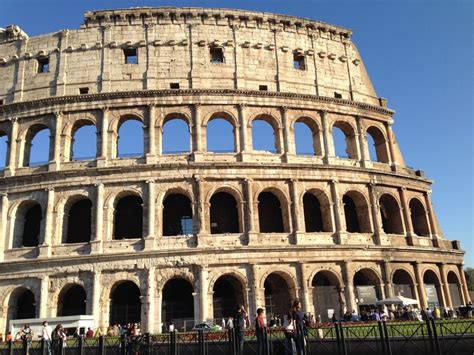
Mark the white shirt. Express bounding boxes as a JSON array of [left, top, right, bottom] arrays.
[[42, 325, 52, 341]]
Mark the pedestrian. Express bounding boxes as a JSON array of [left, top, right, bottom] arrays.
[[85, 327, 94, 338], [234, 305, 247, 354], [226, 316, 234, 329], [255, 308, 267, 355], [42, 321, 52, 355], [283, 312, 296, 355], [291, 299, 306, 355]]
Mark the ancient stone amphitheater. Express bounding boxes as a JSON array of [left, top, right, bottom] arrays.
[[0, 7, 469, 334]]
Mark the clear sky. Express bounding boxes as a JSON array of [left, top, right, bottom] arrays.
[[1, 0, 472, 265]]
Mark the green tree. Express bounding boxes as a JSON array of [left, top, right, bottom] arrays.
[[465, 268, 474, 291]]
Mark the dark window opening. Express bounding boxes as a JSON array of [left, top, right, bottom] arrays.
[[163, 194, 193, 236], [334, 92, 342, 99], [210, 47, 224, 64], [343, 195, 360, 233], [162, 279, 194, 331], [58, 285, 87, 316], [66, 199, 92, 243], [379, 194, 403, 234], [258, 192, 284, 233], [124, 48, 138, 64], [0, 99, 4, 105], [264, 274, 291, 320], [113, 195, 143, 239], [210, 192, 239, 234], [37, 57, 49, 73], [259, 85, 268, 91], [11, 289, 36, 320], [293, 53, 306, 70], [22, 204, 42, 247], [409, 199, 430, 236], [213, 276, 244, 321], [303, 193, 324, 232], [79, 87, 89, 95], [170, 83, 180, 89], [110, 281, 141, 325]]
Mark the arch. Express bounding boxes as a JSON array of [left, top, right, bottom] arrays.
[[366, 126, 389, 163], [213, 274, 246, 321], [210, 192, 240, 234], [24, 124, 51, 166], [57, 284, 87, 316], [343, 191, 372, 233], [331, 121, 358, 159], [15, 201, 42, 247], [162, 117, 191, 154], [392, 269, 416, 299], [293, 117, 322, 156], [113, 195, 143, 239], [65, 198, 92, 243], [447, 271, 463, 307], [7, 287, 36, 321], [263, 272, 296, 319], [163, 193, 193, 236], [251, 114, 281, 153], [304, 189, 333, 233], [258, 191, 285, 233], [162, 278, 194, 331], [423, 269, 442, 307], [379, 194, 404, 234], [109, 281, 141, 325], [303, 192, 325, 232], [71, 120, 97, 160], [312, 270, 343, 321], [353, 268, 382, 311], [409, 198, 430, 236], [206, 117, 236, 153], [0, 129, 8, 169], [117, 117, 144, 158]]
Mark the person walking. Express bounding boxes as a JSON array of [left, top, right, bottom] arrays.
[[234, 305, 247, 354], [255, 308, 267, 355], [284, 312, 296, 355], [291, 300, 307, 355], [42, 321, 52, 355]]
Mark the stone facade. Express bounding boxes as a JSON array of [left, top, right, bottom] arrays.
[[0, 7, 469, 334]]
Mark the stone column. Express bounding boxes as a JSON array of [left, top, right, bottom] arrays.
[[439, 263, 452, 308], [199, 265, 209, 321], [368, 184, 387, 245], [398, 187, 414, 238], [97, 107, 109, 167], [92, 271, 101, 328], [192, 104, 204, 161], [330, 180, 346, 244], [342, 262, 357, 312], [290, 179, 303, 242], [146, 267, 156, 333], [55, 30, 69, 96], [298, 263, 311, 312], [424, 192, 440, 245], [194, 177, 207, 236], [237, 104, 251, 161], [92, 183, 104, 253], [320, 110, 332, 164], [458, 264, 471, 304], [385, 121, 396, 166], [382, 261, 394, 298], [413, 262, 427, 309], [5, 117, 18, 176], [146, 105, 156, 164], [40, 188, 55, 257], [281, 106, 294, 161], [244, 179, 256, 245], [144, 180, 156, 249], [156, 289, 163, 333], [49, 112, 62, 171], [39, 275, 49, 318], [0, 194, 8, 262], [355, 116, 368, 167]]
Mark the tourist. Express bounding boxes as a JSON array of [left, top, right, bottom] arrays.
[[433, 306, 441, 320], [85, 327, 94, 338], [234, 305, 247, 354], [42, 321, 52, 355], [283, 312, 296, 355], [255, 308, 267, 355], [291, 299, 306, 355], [106, 326, 114, 336], [19, 324, 33, 342], [226, 316, 234, 329]]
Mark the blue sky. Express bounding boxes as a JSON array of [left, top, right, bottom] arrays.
[[1, 0, 472, 265]]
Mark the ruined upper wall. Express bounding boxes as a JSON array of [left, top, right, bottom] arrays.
[[0, 7, 380, 106]]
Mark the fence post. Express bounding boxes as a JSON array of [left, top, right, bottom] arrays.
[[430, 319, 441, 355], [265, 327, 270, 355], [22, 337, 28, 355], [98, 335, 105, 355], [7, 339, 13, 355], [58, 339, 64, 355], [382, 321, 392, 355], [426, 319, 435, 353], [40, 338, 45, 355], [377, 321, 386, 355], [338, 322, 347, 355], [78, 335, 84, 355], [228, 328, 235, 355], [170, 331, 178, 355], [197, 329, 204, 355], [120, 334, 127, 355], [334, 322, 342, 355]]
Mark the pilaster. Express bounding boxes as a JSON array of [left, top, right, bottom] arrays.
[[342, 261, 356, 312], [39, 188, 54, 257], [91, 183, 104, 253], [413, 262, 427, 309], [146, 104, 157, 164], [48, 111, 62, 171], [330, 180, 347, 244], [5, 117, 19, 176], [439, 263, 452, 308], [144, 180, 156, 249], [0, 194, 8, 262], [97, 107, 109, 167]]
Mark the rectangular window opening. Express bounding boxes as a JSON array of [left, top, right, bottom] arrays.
[[334, 92, 342, 99], [79, 87, 89, 95], [210, 47, 224, 64], [170, 83, 180, 89], [180, 216, 193, 235], [124, 48, 138, 64], [37, 57, 49, 73], [0, 99, 4, 106], [293, 53, 306, 70], [259, 85, 268, 91]]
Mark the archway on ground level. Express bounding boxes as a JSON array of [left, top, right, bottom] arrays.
[[264, 273, 293, 320], [213, 275, 245, 321], [210, 192, 240, 234], [66, 199, 92, 243], [392, 269, 416, 299], [162, 278, 194, 331], [409, 199, 430, 236], [423, 270, 442, 308], [258, 192, 284, 233], [163, 194, 193, 236], [447, 272, 462, 307], [20, 203, 42, 247], [7, 288, 36, 321], [379, 194, 404, 234], [109, 281, 141, 325], [113, 195, 143, 239], [353, 269, 382, 312], [312, 271, 342, 321], [58, 284, 87, 316]]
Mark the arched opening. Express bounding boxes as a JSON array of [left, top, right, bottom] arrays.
[[258, 192, 284, 233], [25, 126, 51, 166], [354, 269, 381, 312], [303, 193, 324, 232], [109, 281, 141, 325], [20, 203, 42, 247], [162, 118, 190, 154], [409, 199, 430, 236], [343, 192, 371, 233], [312, 271, 341, 321], [8, 288, 36, 320], [71, 123, 97, 160], [332, 121, 357, 159], [252, 118, 278, 153], [379, 194, 404, 234], [423, 270, 442, 308], [392, 270, 416, 299], [294, 120, 320, 156], [210, 192, 240, 234], [117, 119, 144, 158], [213, 275, 245, 322], [66, 199, 92, 243], [206, 118, 235, 153], [163, 194, 193, 236], [0, 131, 7, 169], [447, 272, 462, 307], [264, 273, 293, 320], [113, 195, 143, 239], [58, 284, 87, 316], [162, 278, 194, 331], [366, 126, 389, 163]]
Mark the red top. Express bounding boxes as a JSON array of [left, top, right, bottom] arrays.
[[258, 315, 265, 329]]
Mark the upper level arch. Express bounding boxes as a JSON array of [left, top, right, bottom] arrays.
[[379, 193, 404, 235], [342, 189, 372, 233], [205, 111, 238, 153], [0, 127, 8, 170], [365, 125, 390, 163], [115, 115, 145, 158], [255, 186, 291, 233], [409, 197, 430, 237], [68, 118, 97, 161], [302, 188, 333, 233], [21, 123, 52, 167], [331, 120, 358, 159], [249, 113, 283, 154], [292, 115, 323, 156], [161, 113, 192, 154]]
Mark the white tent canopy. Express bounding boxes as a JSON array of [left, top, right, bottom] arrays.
[[376, 295, 419, 306]]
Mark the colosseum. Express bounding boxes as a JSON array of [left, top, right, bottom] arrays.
[[0, 7, 470, 334]]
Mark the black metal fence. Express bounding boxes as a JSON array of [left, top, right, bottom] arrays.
[[1, 319, 472, 355]]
